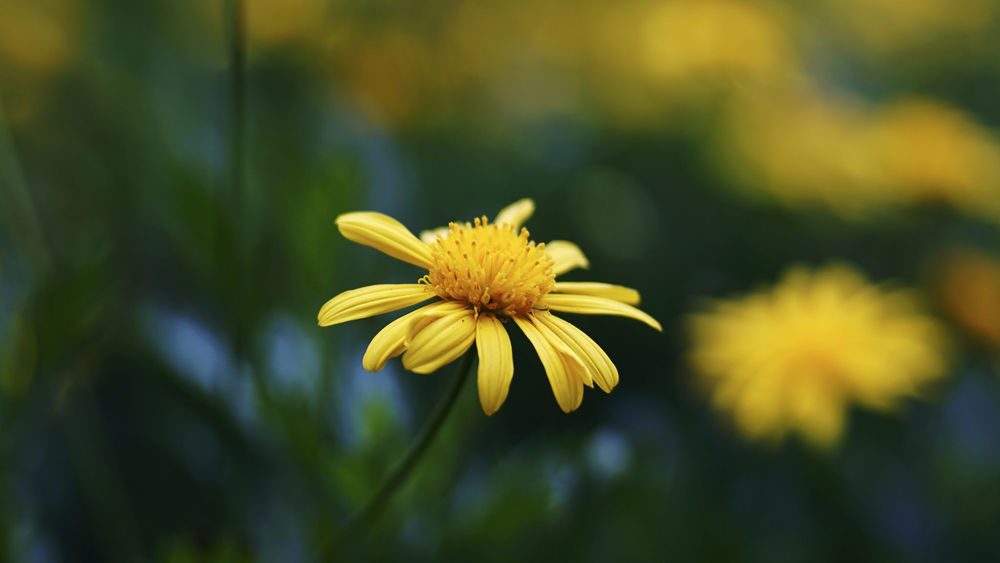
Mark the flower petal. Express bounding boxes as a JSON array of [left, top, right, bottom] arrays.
[[318, 284, 433, 326], [493, 198, 535, 230], [362, 301, 466, 371], [513, 314, 586, 413], [545, 240, 589, 275], [539, 293, 662, 332], [552, 282, 641, 305], [475, 314, 514, 415], [336, 212, 434, 269], [419, 226, 451, 245], [402, 308, 477, 374], [537, 312, 619, 393], [531, 314, 593, 388]]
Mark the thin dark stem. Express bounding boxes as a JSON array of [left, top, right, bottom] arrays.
[[336, 350, 476, 548]]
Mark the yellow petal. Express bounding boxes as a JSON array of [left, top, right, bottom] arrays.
[[336, 212, 433, 269], [362, 301, 465, 371], [531, 314, 593, 388], [402, 308, 477, 374], [475, 314, 514, 415], [513, 315, 586, 413], [788, 381, 846, 449], [537, 312, 619, 393], [539, 293, 662, 332], [318, 284, 433, 326], [545, 240, 589, 275], [418, 226, 450, 245], [493, 198, 535, 230], [552, 282, 641, 305]]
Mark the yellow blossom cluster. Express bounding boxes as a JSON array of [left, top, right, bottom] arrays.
[[717, 92, 1000, 221]]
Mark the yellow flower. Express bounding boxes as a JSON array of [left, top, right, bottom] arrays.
[[936, 250, 1000, 351], [689, 264, 948, 448], [318, 199, 661, 414]]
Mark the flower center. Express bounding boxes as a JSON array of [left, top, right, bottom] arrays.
[[422, 216, 555, 317]]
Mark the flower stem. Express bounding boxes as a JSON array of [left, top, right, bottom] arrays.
[[350, 350, 475, 536]]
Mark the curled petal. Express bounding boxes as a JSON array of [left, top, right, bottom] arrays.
[[476, 314, 515, 415], [362, 301, 465, 371], [402, 308, 477, 374], [552, 282, 641, 305], [539, 293, 662, 332], [537, 312, 619, 393], [318, 284, 433, 326], [545, 241, 589, 275], [336, 212, 433, 269], [493, 198, 535, 230], [514, 315, 586, 413]]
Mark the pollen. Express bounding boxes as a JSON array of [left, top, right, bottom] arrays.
[[422, 216, 555, 317]]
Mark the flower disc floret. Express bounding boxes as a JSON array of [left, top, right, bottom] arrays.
[[423, 217, 555, 317]]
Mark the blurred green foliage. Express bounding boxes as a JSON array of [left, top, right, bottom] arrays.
[[2, 0, 1000, 561]]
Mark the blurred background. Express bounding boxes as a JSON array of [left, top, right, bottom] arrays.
[[3, 0, 1000, 561]]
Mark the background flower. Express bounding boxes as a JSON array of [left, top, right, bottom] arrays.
[[689, 265, 949, 448]]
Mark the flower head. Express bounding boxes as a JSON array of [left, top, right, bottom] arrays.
[[688, 264, 948, 448], [319, 199, 660, 414], [936, 250, 1000, 351]]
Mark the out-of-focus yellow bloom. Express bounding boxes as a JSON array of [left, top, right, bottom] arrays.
[[0, 0, 78, 73], [0, 0, 81, 123], [859, 100, 1000, 219], [318, 199, 660, 415], [818, 0, 997, 55], [245, 0, 330, 48], [593, 0, 798, 122], [339, 31, 434, 126], [936, 250, 1000, 350], [633, 0, 792, 84], [689, 264, 949, 448], [715, 88, 875, 216], [717, 90, 1000, 221]]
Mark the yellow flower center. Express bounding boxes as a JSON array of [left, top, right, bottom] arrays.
[[423, 217, 555, 317]]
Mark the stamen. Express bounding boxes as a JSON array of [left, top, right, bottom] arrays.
[[425, 219, 555, 317]]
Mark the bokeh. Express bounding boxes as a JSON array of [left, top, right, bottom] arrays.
[[3, 0, 1000, 561]]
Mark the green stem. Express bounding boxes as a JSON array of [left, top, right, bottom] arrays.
[[349, 350, 475, 537]]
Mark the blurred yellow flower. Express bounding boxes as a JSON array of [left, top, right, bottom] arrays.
[[593, 0, 798, 123], [717, 90, 1000, 221], [689, 264, 948, 448], [860, 99, 1000, 220], [245, 0, 329, 48], [633, 0, 792, 84], [819, 0, 997, 55], [715, 87, 876, 216], [0, 0, 78, 73], [318, 199, 661, 414], [936, 250, 1000, 351], [0, 0, 81, 123]]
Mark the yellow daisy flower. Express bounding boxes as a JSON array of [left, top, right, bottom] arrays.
[[318, 199, 661, 414], [936, 250, 1000, 351], [689, 264, 949, 448]]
